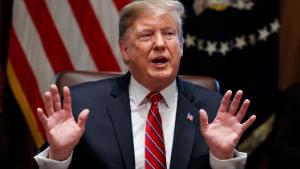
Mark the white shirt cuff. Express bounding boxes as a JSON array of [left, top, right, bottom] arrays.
[[210, 150, 247, 169], [34, 147, 72, 169]]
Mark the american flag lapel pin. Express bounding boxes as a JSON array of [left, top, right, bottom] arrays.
[[187, 113, 194, 122]]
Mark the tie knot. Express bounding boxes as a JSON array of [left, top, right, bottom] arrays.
[[146, 92, 163, 103]]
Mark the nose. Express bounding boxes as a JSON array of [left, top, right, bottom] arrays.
[[153, 33, 165, 51]]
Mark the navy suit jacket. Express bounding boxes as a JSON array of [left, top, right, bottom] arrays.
[[68, 72, 222, 169]]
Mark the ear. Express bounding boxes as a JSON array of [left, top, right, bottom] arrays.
[[119, 40, 130, 63], [179, 43, 183, 57], [180, 46, 183, 57]]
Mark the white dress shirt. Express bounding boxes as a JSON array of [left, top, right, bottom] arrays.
[[129, 76, 177, 169], [34, 76, 247, 169]]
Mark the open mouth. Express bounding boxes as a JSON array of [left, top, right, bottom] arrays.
[[152, 57, 168, 64]]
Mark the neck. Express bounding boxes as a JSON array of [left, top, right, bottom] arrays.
[[132, 75, 175, 92]]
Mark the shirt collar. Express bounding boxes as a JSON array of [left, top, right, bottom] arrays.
[[129, 76, 177, 107]]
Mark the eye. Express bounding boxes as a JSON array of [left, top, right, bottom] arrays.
[[138, 32, 152, 41], [167, 31, 175, 35], [164, 30, 176, 39]]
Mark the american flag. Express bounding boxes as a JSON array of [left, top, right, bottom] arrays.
[[186, 113, 194, 122], [7, 0, 130, 148]]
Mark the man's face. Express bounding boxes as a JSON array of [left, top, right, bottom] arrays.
[[120, 12, 183, 91]]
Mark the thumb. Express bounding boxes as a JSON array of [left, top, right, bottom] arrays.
[[199, 109, 208, 130], [77, 109, 90, 131]]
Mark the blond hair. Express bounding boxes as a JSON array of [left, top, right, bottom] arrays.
[[119, 0, 185, 45]]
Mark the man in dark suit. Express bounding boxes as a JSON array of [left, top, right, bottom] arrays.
[[34, 0, 256, 169]]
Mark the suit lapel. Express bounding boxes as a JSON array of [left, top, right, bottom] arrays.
[[107, 73, 135, 169], [170, 79, 200, 169]]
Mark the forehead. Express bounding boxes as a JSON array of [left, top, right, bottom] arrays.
[[131, 12, 178, 31]]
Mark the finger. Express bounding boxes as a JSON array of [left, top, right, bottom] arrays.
[[77, 109, 90, 131], [199, 109, 208, 130], [63, 86, 72, 113], [218, 90, 232, 113], [236, 99, 250, 122], [228, 90, 243, 115], [50, 84, 61, 112], [37, 108, 48, 128], [241, 115, 256, 133], [44, 91, 54, 116]]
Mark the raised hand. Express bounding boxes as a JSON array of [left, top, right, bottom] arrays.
[[199, 90, 256, 159], [36, 84, 89, 161]]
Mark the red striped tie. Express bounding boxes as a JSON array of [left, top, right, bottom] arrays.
[[145, 92, 166, 169]]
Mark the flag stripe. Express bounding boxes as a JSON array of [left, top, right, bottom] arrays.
[[24, 0, 74, 73], [9, 31, 43, 129], [8, 30, 46, 147], [13, 0, 55, 95], [7, 62, 45, 147], [9, 30, 45, 129], [68, 0, 121, 71], [45, 0, 98, 71], [90, 0, 128, 72]]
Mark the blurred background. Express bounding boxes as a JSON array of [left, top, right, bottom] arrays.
[[0, 0, 299, 168]]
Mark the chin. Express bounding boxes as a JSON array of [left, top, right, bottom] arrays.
[[151, 70, 169, 77], [150, 70, 176, 82]]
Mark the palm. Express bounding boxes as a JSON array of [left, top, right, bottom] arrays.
[[45, 109, 81, 150], [199, 90, 256, 159]]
